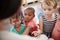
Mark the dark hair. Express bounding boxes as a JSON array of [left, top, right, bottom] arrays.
[[24, 7, 35, 14], [58, 7, 60, 14], [0, 0, 22, 20]]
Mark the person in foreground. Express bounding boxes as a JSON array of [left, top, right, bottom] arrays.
[[0, 0, 48, 40]]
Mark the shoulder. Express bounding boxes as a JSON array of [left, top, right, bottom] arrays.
[[10, 26, 15, 32], [21, 24, 26, 29], [10, 25, 15, 29], [21, 24, 25, 27]]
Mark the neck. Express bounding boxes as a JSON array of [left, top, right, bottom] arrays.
[[45, 14, 53, 20], [16, 26, 21, 32]]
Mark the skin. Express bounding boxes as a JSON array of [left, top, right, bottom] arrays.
[[10, 16, 21, 32], [24, 9, 35, 22], [40, 2, 57, 31], [10, 16, 31, 35], [24, 9, 41, 36], [42, 3, 56, 20]]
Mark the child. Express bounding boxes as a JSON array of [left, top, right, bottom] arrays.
[[52, 7, 60, 40], [39, 0, 57, 38], [24, 7, 41, 37], [10, 14, 31, 35]]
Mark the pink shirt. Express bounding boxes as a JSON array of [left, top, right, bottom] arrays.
[[24, 19, 39, 36], [52, 19, 60, 40]]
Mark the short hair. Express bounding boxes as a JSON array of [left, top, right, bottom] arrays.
[[0, 0, 22, 20], [24, 7, 35, 14], [10, 13, 20, 20], [10, 13, 20, 24], [44, 0, 57, 8], [58, 7, 60, 14]]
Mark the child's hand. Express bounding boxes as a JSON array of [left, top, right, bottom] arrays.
[[32, 30, 42, 37], [32, 31, 40, 37]]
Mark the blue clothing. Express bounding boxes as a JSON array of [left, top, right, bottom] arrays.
[[10, 24, 26, 34]]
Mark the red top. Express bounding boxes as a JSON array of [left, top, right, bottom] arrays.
[[24, 19, 39, 36], [52, 19, 60, 40]]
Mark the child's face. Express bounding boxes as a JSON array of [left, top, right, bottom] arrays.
[[24, 10, 34, 22], [42, 3, 55, 15], [11, 17, 21, 28]]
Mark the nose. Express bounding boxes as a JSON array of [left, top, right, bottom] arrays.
[[44, 10, 49, 13], [46, 10, 49, 12], [25, 15, 29, 19]]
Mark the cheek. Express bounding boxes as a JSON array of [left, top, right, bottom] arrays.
[[49, 9, 55, 13], [51, 10, 55, 13], [16, 21, 21, 25], [24, 16, 29, 20], [44, 10, 53, 14], [24, 16, 27, 19], [29, 16, 33, 20], [25, 16, 29, 18], [29, 17, 32, 19], [48, 11, 54, 14], [43, 11, 48, 14], [12, 23, 15, 25]]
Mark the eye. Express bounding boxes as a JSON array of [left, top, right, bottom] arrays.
[[16, 19, 19, 22], [43, 9, 46, 11], [13, 21, 16, 23], [29, 14, 31, 16], [24, 13, 27, 16], [48, 9, 52, 11]]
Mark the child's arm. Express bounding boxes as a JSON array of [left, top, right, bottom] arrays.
[[32, 28, 42, 37], [23, 21, 36, 35], [39, 17, 43, 32], [31, 17, 43, 37], [23, 26, 31, 35]]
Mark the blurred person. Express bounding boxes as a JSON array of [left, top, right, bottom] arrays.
[[39, 0, 57, 38]]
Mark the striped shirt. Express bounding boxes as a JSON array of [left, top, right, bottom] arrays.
[[42, 14, 57, 32]]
